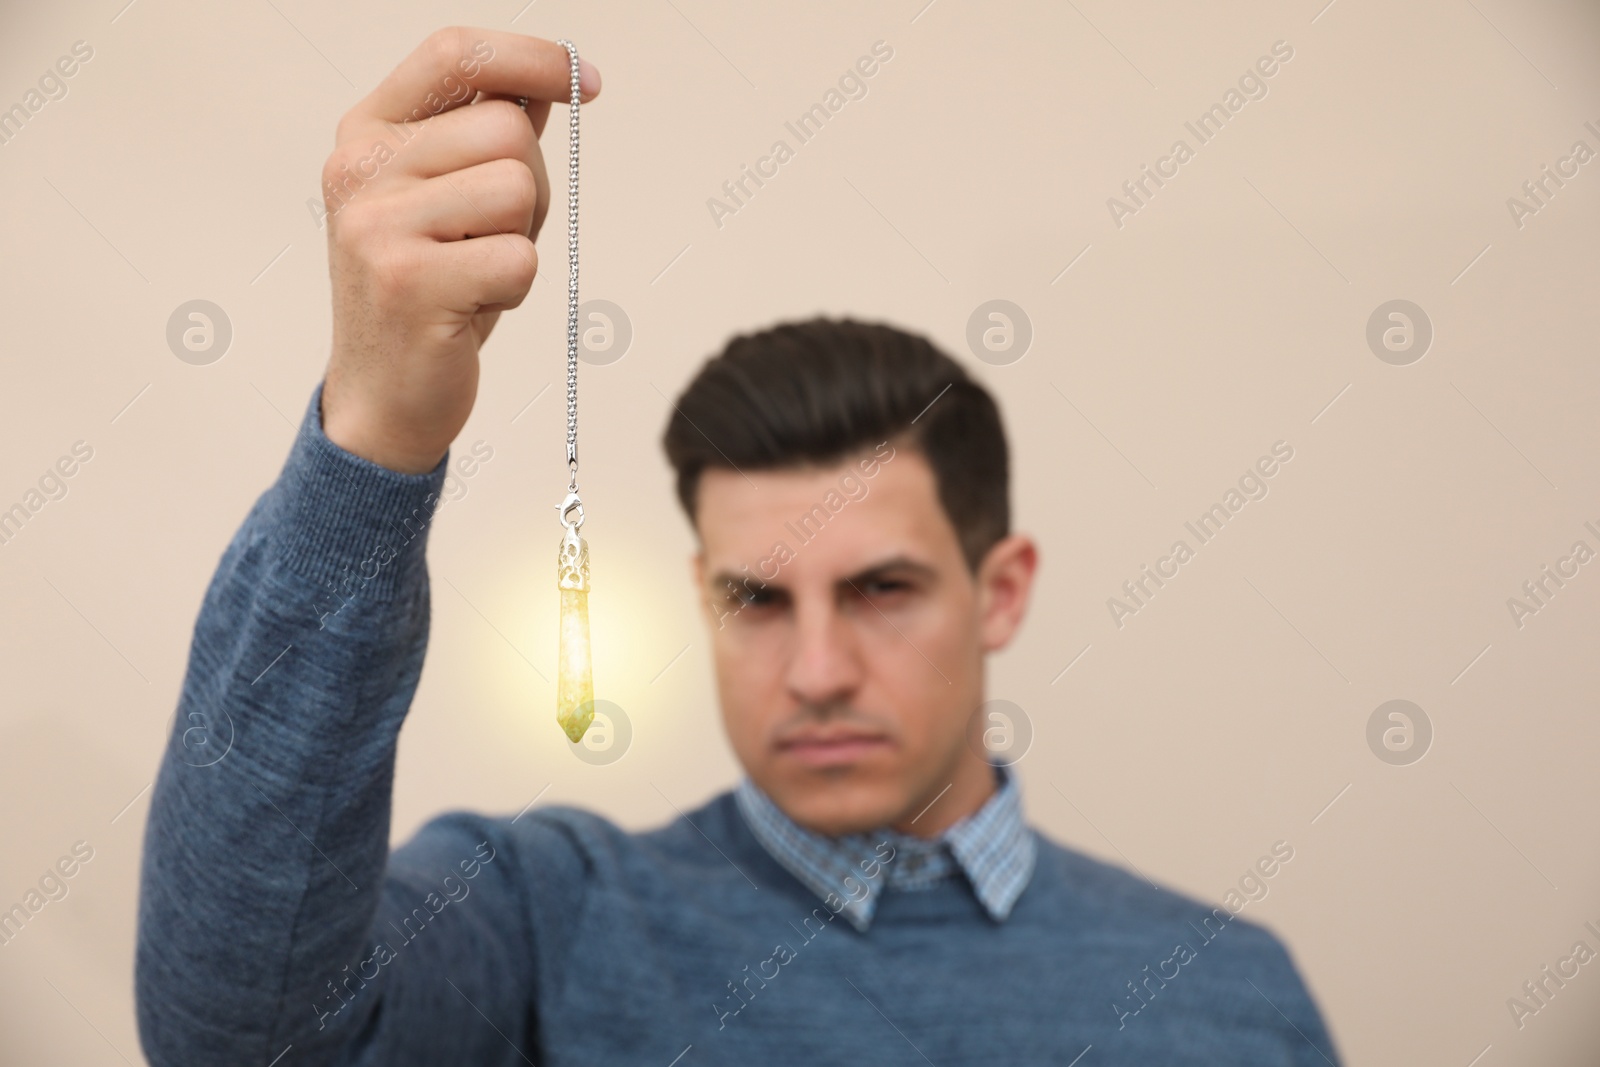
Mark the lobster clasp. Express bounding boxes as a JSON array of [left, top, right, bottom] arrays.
[[556, 490, 585, 531]]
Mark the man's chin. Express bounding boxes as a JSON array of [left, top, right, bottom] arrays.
[[760, 769, 907, 838]]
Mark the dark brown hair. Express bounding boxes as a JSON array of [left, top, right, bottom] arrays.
[[661, 317, 1009, 572]]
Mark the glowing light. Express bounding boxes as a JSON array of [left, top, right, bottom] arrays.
[[557, 521, 595, 742]]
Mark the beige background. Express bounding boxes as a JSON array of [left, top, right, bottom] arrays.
[[3, 0, 1598, 1063]]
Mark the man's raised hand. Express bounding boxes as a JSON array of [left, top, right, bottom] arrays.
[[318, 27, 600, 474]]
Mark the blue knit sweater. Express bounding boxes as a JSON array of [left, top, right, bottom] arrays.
[[134, 382, 1341, 1066]]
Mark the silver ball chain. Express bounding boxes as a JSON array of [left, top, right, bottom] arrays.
[[556, 39, 581, 494]]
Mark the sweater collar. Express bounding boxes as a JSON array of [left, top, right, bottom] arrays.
[[733, 761, 1036, 932]]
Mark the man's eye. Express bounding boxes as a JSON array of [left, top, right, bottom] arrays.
[[858, 578, 910, 597], [724, 583, 775, 609]]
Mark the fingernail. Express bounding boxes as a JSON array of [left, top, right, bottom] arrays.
[[579, 57, 601, 96]]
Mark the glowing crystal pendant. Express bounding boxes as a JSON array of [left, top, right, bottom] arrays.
[[556, 496, 595, 743]]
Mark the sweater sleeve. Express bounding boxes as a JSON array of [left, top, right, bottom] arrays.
[[134, 382, 543, 1067], [1247, 925, 1343, 1067]]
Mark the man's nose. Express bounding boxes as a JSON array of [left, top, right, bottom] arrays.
[[784, 596, 863, 705]]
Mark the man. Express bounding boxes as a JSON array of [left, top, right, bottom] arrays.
[[135, 27, 1339, 1066]]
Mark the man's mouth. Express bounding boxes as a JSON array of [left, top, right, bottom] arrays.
[[775, 728, 892, 768]]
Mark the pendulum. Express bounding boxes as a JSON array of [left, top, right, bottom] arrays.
[[556, 487, 593, 743], [551, 40, 593, 743], [550, 40, 595, 744]]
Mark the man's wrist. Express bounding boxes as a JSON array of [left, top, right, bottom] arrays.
[[269, 380, 451, 603], [319, 384, 449, 475]]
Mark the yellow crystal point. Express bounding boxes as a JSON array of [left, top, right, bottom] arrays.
[[557, 587, 594, 742], [556, 519, 594, 743]]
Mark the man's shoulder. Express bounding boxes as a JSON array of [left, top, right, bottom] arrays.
[[516, 788, 743, 845], [1026, 826, 1291, 960], [390, 790, 751, 921], [1028, 828, 1337, 1059], [451, 788, 749, 879]]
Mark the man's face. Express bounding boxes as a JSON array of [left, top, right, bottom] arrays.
[[692, 441, 1033, 837]]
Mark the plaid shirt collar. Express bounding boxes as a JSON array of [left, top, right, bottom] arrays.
[[733, 762, 1036, 933]]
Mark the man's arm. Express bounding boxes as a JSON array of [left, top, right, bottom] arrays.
[[134, 384, 529, 1065], [135, 27, 602, 1065]]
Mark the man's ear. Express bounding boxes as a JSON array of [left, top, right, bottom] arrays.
[[975, 534, 1038, 653]]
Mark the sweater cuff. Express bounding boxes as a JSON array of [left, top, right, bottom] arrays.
[[268, 380, 450, 600]]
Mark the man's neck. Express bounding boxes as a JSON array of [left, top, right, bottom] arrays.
[[889, 752, 998, 838]]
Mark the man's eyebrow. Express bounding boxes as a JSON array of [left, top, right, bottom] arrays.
[[703, 555, 937, 592], [705, 568, 760, 590], [839, 555, 938, 587]]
